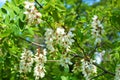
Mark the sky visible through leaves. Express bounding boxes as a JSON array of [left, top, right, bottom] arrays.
[[0, 0, 100, 8]]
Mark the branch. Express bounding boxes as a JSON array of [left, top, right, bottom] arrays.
[[90, 72, 105, 79], [93, 62, 115, 76], [74, 38, 85, 54], [47, 60, 60, 62], [19, 37, 45, 47], [35, 0, 53, 28], [71, 53, 115, 76], [34, 0, 43, 8], [71, 54, 83, 58], [88, 45, 98, 58]]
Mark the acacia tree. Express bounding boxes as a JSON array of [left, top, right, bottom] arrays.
[[0, 0, 120, 80]]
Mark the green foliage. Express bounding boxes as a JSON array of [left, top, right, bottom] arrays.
[[0, 0, 120, 80]]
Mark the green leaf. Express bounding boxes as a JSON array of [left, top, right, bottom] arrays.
[[28, 27, 34, 35], [61, 76, 69, 80], [0, 28, 12, 38]]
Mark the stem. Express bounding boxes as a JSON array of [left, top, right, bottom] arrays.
[[74, 38, 85, 56], [19, 37, 45, 47], [88, 45, 97, 58], [90, 72, 105, 79], [93, 62, 115, 76], [34, 0, 43, 8], [72, 53, 115, 76], [71, 54, 83, 58]]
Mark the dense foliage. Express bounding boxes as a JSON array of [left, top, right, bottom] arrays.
[[0, 0, 120, 80]]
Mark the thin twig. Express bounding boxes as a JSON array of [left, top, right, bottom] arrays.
[[71, 53, 115, 76], [74, 38, 85, 54], [93, 62, 115, 76], [35, 0, 53, 28], [88, 45, 98, 58], [90, 72, 105, 79], [34, 0, 43, 8], [71, 54, 83, 58], [19, 37, 45, 47]]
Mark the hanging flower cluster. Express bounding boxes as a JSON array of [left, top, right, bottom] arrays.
[[45, 27, 75, 53], [94, 50, 105, 64], [34, 48, 47, 80], [60, 54, 73, 68], [24, 1, 42, 24], [81, 59, 97, 80], [19, 48, 47, 79], [44, 28, 55, 52], [114, 64, 120, 80], [19, 49, 34, 73], [91, 15, 104, 44]]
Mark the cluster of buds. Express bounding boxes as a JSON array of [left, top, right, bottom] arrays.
[[45, 27, 75, 53], [19, 49, 34, 73], [114, 64, 120, 80], [81, 59, 97, 80], [34, 48, 47, 80], [91, 15, 104, 44], [24, 1, 42, 24]]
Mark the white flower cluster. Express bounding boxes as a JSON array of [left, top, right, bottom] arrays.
[[72, 62, 81, 73], [45, 27, 75, 53], [24, 1, 42, 24], [19, 48, 47, 79], [91, 15, 104, 44], [114, 64, 120, 80], [60, 55, 73, 68], [94, 50, 105, 64], [44, 28, 55, 52], [19, 49, 34, 73], [81, 59, 97, 80], [34, 48, 47, 80]]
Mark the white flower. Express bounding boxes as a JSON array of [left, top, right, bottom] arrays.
[[35, 49, 47, 63], [56, 27, 65, 35], [45, 28, 55, 40], [34, 48, 47, 79], [34, 64, 46, 80], [19, 49, 34, 73], [45, 27, 75, 53], [24, 1, 35, 10], [60, 55, 73, 68], [68, 31, 75, 37], [36, 12, 42, 17], [70, 28, 75, 31], [81, 59, 97, 80], [45, 28, 55, 52], [94, 50, 105, 64], [114, 64, 120, 80], [91, 15, 104, 44], [24, 1, 42, 24], [92, 15, 98, 21]]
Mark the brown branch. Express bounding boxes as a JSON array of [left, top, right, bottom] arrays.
[[71, 53, 115, 76], [74, 38, 85, 55], [93, 62, 115, 76], [88, 45, 98, 58], [90, 72, 105, 79], [19, 37, 45, 47], [71, 54, 83, 58]]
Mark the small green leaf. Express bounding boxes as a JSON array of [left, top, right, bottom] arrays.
[[61, 76, 69, 80]]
